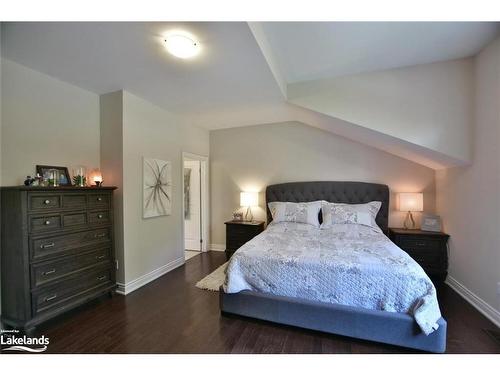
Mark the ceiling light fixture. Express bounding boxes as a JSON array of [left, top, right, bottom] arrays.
[[164, 34, 200, 59]]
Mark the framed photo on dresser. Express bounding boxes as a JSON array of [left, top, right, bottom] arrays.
[[36, 165, 72, 186], [421, 213, 442, 232]]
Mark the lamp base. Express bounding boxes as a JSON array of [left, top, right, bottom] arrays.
[[244, 206, 253, 222], [403, 211, 416, 229]]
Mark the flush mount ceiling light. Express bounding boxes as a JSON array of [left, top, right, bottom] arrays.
[[164, 34, 200, 59]]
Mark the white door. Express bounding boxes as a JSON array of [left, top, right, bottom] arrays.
[[184, 160, 201, 251]]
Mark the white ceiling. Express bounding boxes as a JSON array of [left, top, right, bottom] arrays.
[[3, 22, 498, 126], [2, 22, 499, 168], [1, 22, 284, 118], [260, 22, 500, 83]]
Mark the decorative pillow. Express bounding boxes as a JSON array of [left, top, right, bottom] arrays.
[[321, 201, 382, 229], [268, 201, 322, 228]]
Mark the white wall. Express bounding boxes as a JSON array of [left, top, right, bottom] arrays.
[[436, 37, 500, 325], [288, 58, 474, 164], [100, 91, 125, 282], [122, 91, 209, 284], [210, 121, 436, 246], [1, 59, 100, 185]]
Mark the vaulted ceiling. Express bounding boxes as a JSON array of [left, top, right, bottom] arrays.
[[2, 22, 499, 169]]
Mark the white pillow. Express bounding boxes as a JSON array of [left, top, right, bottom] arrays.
[[321, 201, 382, 229], [268, 201, 322, 228]]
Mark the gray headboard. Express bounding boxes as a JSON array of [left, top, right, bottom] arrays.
[[265, 181, 390, 233]]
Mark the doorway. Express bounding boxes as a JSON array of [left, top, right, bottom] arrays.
[[182, 152, 209, 261]]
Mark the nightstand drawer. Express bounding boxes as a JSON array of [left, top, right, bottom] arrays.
[[228, 225, 256, 236], [398, 238, 441, 252]]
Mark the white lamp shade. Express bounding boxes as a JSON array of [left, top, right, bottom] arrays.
[[240, 192, 258, 207], [399, 193, 423, 212]]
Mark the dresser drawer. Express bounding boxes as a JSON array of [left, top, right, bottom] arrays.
[[32, 266, 113, 315], [88, 210, 111, 225], [29, 194, 61, 211], [87, 193, 111, 209], [30, 215, 62, 233], [31, 227, 112, 261], [62, 212, 88, 228], [62, 194, 87, 209], [31, 247, 112, 288]]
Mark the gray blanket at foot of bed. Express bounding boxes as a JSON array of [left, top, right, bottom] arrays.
[[220, 289, 447, 353]]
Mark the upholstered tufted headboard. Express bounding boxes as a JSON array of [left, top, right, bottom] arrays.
[[265, 181, 390, 233]]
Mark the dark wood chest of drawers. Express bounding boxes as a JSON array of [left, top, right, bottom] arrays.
[[1, 186, 117, 332], [388, 228, 449, 283], [225, 220, 265, 259]]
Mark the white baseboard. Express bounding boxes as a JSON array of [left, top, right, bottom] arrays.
[[446, 276, 500, 328], [209, 243, 225, 252], [116, 257, 185, 295]]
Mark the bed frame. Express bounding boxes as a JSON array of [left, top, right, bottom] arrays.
[[220, 181, 447, 353]]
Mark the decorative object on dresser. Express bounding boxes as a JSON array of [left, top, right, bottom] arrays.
[[143, 157, 172, 218], [0, 186, 117, 333], [398, 192, 423, 229], [421, 213, 442, 232], [89, 168, 104, 187], [72, 165, 88, 187], [224, 220, 264, 259], [36, 165, 71, 186], [240, 191, 258, 222], [388, 228, 449, 282]]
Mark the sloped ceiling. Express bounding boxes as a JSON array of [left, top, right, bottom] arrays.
[[2, 22, 499, 169], [257, 22, 500, 83]]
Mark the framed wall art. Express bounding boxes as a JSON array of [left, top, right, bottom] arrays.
[[143, 158, 172, 218]]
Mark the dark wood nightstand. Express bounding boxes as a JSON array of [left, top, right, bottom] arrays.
[[225, 220, 265, 259], [389, 228, 449, 283]]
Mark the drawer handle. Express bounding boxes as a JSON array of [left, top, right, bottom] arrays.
[[40, 242, 55, 249], [44, 294, 58, 302], [44, 220, 51, 225], [42, 269, 56, 276], [44, 199, 51, 205], [96, 255, 106, 260], [97, 214, 103, 219], [416, 242, 426, 246], [97, 275, 107, 281], [94, 233, 106, 239], [97, 197, 103, 202]]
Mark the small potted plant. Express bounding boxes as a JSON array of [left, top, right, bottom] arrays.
[[72, 166, 87, 187]]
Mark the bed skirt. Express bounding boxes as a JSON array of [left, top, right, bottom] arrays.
[[220, 289, 447, 353]]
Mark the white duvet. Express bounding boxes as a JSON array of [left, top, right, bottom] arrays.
[[223, 222, 442, 335]]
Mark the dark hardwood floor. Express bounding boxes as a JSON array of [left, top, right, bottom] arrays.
[[24, 251, 500, 353]]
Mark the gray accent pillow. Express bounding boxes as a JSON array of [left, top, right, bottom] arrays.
[[268, 201, 322, 228]]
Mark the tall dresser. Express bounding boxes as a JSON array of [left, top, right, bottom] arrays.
[[1, 186, 117, 333]]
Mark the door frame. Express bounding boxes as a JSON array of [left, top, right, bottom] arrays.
[[181, 151, 209, 252]]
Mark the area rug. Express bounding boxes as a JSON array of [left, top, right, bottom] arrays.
[[195, 262, 228, 291]]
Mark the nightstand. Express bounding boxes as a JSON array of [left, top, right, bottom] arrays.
[[389, 228, 449, 283], [224, 220, 265, 259]]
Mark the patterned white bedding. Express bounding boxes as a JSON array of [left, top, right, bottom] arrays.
[[223, 222, 442, 335]]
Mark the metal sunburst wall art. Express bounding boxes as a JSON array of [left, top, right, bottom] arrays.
[[143, 158, 172, 218]]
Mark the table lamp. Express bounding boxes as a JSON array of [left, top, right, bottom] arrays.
[[398, 192, 423, 229], [240, 192, 258, 222]]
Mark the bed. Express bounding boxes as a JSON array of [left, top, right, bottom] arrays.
[[219, 181, 447, 353]]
